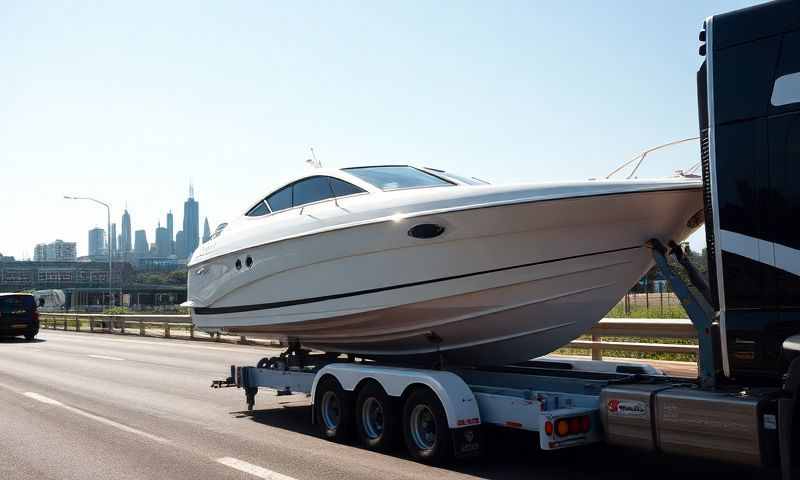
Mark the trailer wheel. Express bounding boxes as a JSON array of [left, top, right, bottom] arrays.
[[402, 387, 451, 464], [355, 382, 398, 451], [314, 376, 352, 442]]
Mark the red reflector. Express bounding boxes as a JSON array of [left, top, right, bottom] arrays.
[[544, 421, 553, 435], [568, 417, 581, 434], [581, 415, 591, 433], [505, 421, 522, 429]]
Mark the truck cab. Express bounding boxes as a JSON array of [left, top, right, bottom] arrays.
[[698, 0, 800, 385]]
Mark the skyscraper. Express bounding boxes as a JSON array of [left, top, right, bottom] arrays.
[[183, 184, 200, 258], [155, 222, 171, 257], [88, 228, 106, 257], [202, 217, 211, 243], [166, 210, 174, 254], [121, 208, 132, 255], [133, 230, 148, 258], [110, 223, 117, 258], [175, 230, 186, 259]]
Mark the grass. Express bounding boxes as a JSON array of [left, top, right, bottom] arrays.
[[605, 302, 687, 319]]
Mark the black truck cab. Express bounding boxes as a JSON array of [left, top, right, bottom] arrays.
[[699, 0, 800, 385]]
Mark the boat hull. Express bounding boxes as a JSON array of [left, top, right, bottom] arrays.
[[189, 186, 702, 365]]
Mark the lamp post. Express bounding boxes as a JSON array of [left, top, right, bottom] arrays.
[[64, 195, 113, 310]]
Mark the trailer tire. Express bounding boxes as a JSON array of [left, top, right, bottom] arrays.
[[402, 387, 451, 464], [314, 376, 353, 442], [355, 382, 398, 452]]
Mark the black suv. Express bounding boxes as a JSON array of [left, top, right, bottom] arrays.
[[0, 293, 39, 341]]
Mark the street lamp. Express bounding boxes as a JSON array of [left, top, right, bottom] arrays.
[[64, 195, 113, 310]]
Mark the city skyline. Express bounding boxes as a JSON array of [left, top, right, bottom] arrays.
[[22, 183, 208, 261]]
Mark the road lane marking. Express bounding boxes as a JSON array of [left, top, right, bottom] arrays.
[[216, 457, 298, 480], [23, 392, 171, 444], [44, 331, 276, 353], [87, 354, 125, 361]]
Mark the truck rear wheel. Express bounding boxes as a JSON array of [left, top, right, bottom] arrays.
[[314, 376, 352, 442], [355, 382, 398, 451], [402, 388, 451, 464]]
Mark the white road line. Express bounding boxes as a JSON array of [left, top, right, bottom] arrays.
[[87, 354, 125, 361], [216, 457, 298, 480], [23, 392, 171, 444], [44, 331, 275, 353]]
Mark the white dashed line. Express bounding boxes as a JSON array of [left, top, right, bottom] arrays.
[[87, 354, 125, 361], [23, 392, 171, 444], [216, 457, 298, 480]]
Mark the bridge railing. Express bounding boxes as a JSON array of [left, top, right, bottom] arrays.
[[38, 313, 698, 359]]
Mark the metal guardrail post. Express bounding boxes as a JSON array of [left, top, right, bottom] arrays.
[[591, 334, 602, 360], [189, 324, 194, 339], [90, 317, 94, 332], [139, 321, 145, 336], [239, 335, 247, 345], [75, 314, 80, 332], [164, 323, 170, 338], [120, 318, 125, 334]]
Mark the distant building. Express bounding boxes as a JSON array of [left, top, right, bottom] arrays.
[[136, 256, 184, 272], [0, 252, 16, 263], [121, 208, 132, 255], [34, 240, 77, 262], [88, 228, 106, 257], [155, 223, 171, 257], [183, 184, 200, 258], [133, 230, 148, 258], [175, 230, 186, 259], [202, 217, 211, 243], [0, 260, 131, 291], [110, 223, 117, 258], [166, 210, 174, 255]]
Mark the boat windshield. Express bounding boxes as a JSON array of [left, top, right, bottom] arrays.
[[343, 166, 454, 191], [422, 168, 490, 185]]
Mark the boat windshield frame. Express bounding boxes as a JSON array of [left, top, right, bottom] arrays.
[[341, 165, 456, 191]]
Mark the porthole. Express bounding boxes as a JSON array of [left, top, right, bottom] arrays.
[[235, 259, 242, 270], [245, 256, 253, 268]]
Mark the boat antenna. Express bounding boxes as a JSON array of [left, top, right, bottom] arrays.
[[605, 136, 699, 179], [305, 147, 322, 169]]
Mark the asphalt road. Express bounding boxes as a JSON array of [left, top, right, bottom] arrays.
[[0, 330, 767, 480]]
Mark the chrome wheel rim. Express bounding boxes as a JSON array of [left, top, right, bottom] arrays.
[[409, 404, 436, 450], [361, 397, 384, 440], [321, 391, 340, 430]]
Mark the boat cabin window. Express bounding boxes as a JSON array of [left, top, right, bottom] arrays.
[[249, 176, 366, 216], [293, 176, 335, 207], [266, 185, 293, 212], [246, 201, 270, 217], [329, 177, 365, 196], [343, 166, 454, 191]]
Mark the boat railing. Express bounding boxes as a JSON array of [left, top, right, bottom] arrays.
[[605, 136, 701, 179]]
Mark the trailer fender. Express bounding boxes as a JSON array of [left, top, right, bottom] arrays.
[[310, 364, 480, 429]]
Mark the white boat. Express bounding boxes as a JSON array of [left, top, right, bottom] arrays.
[[185, 165, 702, 365]]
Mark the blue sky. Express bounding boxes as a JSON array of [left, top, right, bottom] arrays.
[[1, 1, 759, 257]]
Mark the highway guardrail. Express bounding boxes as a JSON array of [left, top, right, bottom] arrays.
[[38, 313, 698, 359]]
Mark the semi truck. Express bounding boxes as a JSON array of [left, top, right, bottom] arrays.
[[213, 2, 800, 477]]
